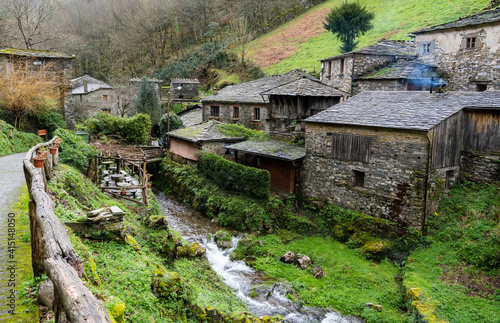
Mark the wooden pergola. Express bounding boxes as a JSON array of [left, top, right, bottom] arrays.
[[92, 144, 165, 205]]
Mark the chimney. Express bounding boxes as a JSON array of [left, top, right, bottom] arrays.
[[83, 80, 88, 93]]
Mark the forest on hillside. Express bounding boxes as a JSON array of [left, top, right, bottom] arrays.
[[0, 0, 325, 83]]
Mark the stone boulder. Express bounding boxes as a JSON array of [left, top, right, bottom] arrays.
[[280, 251, 295, 264], [313, 265, 324, 279], [177, 242, 206, 257], [294, 255, 311, 269]]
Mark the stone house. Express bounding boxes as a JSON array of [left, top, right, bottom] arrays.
[[166, 121, 245, 161], [319, 41, 421, 94], [260, 77, 348, 133], [201, 70, 317, 131], [229, 140, 306, 195], [0, 48, 75, 127], [412, 8, 500, 91], [72, 75, 119, 120], [170, 78, 200, 100], [303, 91, 500, 231]]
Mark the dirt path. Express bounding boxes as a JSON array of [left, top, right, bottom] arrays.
[[0, 153, 38, 322]]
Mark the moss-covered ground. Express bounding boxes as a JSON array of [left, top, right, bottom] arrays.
[[0, 186, 39, 322], [32, 164, 246, 322]]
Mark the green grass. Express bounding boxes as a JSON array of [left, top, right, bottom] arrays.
[[46, 163, 247, 322], [233, 233, 406, 322], [0, 119, 42, 157], [0, 186, 40, 322], [246, 0, 490, 74], [404, 182, 500, 322]]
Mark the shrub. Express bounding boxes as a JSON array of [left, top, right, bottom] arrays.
[[35, 110, 66, 137], [54, 128, 97, 172], [159, 112, 183, 134], [217, 123, 269, 141], [82, 113, 151, 145], [199, 153, 270, 199], [133, 77, 162, 126]]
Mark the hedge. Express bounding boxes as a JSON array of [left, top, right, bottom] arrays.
[[82, 113, 152, 145], [199, 153, 270, 199]]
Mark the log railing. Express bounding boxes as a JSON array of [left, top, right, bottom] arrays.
[[23, 136, 111, 323]]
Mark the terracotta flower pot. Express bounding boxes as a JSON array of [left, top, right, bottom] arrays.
[[121, 190, 126, 196], [33, 157, 45, 168], [50, 147, 57, 154], [147, 182, 152, 188]]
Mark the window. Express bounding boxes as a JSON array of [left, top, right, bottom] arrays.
[[79, 94, 83, 102], [103, 95, 108, 101], [354, 170, 365, 188], [101, 108, 111, 115], [340, 58, 345, 74], [476, 84, 488, 92], [420, 41, 434, 55], [254, 108, 260, 121], [331, 133, 371, 163], [210, 106, 219, 118], [233, 106, 239, 119], [466, 37, 477, 49]]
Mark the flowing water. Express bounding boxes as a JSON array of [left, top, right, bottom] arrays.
[[155, 189, 362, 323]]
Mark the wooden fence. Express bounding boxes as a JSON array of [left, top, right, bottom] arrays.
[[23, 136, 111, 323]]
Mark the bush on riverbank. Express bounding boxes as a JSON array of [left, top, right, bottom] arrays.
[[0, 119, 41, 156], [54, 128, 97, 172]]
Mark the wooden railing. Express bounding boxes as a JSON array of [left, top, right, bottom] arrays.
[[23, 136, 111, 323]]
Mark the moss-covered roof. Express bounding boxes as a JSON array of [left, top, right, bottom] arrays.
[[229, 140, 305, 161], [167, 121, 245, 142], [0, 48, 73, 59]]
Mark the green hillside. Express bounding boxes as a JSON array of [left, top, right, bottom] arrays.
[[246, 0, 492, 74]]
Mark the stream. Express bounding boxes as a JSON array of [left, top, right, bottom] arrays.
[[155, 189, 362, 323]]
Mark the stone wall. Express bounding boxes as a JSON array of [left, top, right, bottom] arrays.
[[303, 123, 429, 228], [353, 79, 407, 94], [460, 151, 500, 184], [416, 23, 500, 91], [73, 89, 120, 120], [171, 82, 198, 100], [202, 102, 267, 131], [321, 54, 396, 94]]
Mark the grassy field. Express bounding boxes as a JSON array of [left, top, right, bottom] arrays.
[[246, 0, 491, 74]]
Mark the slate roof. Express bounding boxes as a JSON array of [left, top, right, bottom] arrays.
[[413, 8, 500, 34], [305, 91, 500, 131], [179, 106, 203, 128], [202, 70, 317, 104], [168, 121, 245, 142], [261, 78, 348, 97], [320, 41, 416, 61], [130, 78, 162, 83], [0, 48, 73, 59], [359, 61, 438, 80], [229, 140, 306, 161], [171, 78, 199, 84], [72, 75, 113, 94]]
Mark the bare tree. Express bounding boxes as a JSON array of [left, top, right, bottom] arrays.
[[0, 60, 60, 128], [0, 0, 59, 49], [230, 16, 252, 72]]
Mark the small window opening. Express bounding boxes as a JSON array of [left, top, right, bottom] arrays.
[[233, 106, 239, 119], [445, 170, 454, 189], [476, 84, 487, 92], [103, 95, 108, 101], [101, 108, 111, 115], [79, 94, 82, 102], [340, 58, 345, 74], [254, 108, 260, 121], [354, 170, 365, 188], [423, 43, 432, 54], [466, 37, 477, 49], [210, 106, 220, 118]]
